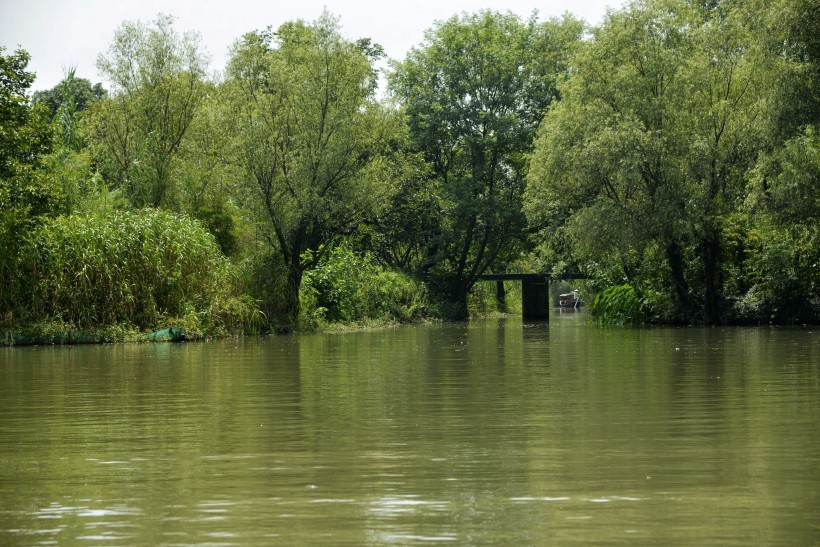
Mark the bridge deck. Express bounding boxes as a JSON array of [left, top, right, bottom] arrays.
[[478, 273, 591, 282], [478, 273, 545, 282]]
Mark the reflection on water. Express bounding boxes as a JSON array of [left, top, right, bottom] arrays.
[[1, 315, 818, 545]]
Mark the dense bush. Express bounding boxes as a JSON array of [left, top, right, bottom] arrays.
[[300, 244, 429, 328], [10, 209, 256, 335], [589, 284, 656, 326], [727, 225, 820, 324]]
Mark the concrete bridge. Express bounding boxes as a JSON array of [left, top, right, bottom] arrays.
[[478, 273, 591, 320]]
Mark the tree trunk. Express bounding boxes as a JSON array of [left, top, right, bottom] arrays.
[[442, 289, 470, 320], [702, 233, 722, 325], [665, 240, 690, 324], [280, 264, 303, 333]]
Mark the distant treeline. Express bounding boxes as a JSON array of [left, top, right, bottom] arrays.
[[2, 0, 817, 338]]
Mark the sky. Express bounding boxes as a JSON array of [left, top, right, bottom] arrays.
[[1, 0, 625, 93]]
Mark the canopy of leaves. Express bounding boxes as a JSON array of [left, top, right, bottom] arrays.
[[526, 0, 817, 324], [389, 11, 584, 316], [87, 13, 208, 208], [0, 47, 55, 214], [32, 75, 106, 123]]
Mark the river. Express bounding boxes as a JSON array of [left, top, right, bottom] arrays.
[[1, 313, 818, 545]]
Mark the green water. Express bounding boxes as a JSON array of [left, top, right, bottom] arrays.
[[1, 314, 818, 545]]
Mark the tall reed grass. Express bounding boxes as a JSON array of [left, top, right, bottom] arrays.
[[15, 209, 258, 334]]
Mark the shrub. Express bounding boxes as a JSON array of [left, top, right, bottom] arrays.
[[589, 284, 656, 325], [301, 244, 429, 326]]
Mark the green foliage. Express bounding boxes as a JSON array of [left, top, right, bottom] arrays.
[[750, 127, 820, 228], [0, 47, 60, 218], [589, 284, 655, 325], [729, 224, 819, 323], [88, 13, 208, 208], [772, 0, 820, 128], [735, 126, 820, 323], [301, 244, 429, 327], [525, 0, 804, 325], [1, 47, 65, 318], [36, 68, 106, 217], [226, 12, 406, 328], [237, 251, 291, 332], [467, 281, 522, 317], [174, 89, 245, 219], [390, 11, 584, 317], [40, 149, 103, 214], [31, 72, 106, 123], [5, 6, 818, 334], [193, 202, 240, 257], [361, 154, 437, 275], [10, 209, 254, 335]]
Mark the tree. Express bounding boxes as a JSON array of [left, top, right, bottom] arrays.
[[681, 2, 780, 323], [0, 47, 55, 215], [743, 127, 820, 322], [528, 1, 699, 322], [390, 11, 584, 318], [0, 47, 57, 318], [774, 0, 820, 128], [36, 67, 105, 216], [88, 13, 208, 208], [226, 13, 405, 329], [32, 73, 106, 123], [738, 0, 820, 323], [526, 0, 780, 324]]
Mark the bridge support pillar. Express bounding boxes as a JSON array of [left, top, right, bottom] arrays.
[[521, 278, 549, 320]]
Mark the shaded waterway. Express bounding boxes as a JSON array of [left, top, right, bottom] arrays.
[[1, 313, 818, 545]]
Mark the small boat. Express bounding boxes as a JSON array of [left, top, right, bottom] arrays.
[[559, 291, 581, 308]]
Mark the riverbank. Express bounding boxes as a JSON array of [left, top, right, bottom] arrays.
[[2, 322, 189, 347], [1, 314, 433, 347]]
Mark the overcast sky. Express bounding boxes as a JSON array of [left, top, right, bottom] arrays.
[[1, 0, 625, 93]]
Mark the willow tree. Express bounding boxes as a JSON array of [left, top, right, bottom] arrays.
[[390, 11, 584, 318], [226, 14, 404, 329], [526, 0, 781, 324], [88, 14, 207, 208], [740, 0, 820, 323]]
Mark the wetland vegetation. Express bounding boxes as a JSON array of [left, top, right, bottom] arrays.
[[2, 0, 818, 342]]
